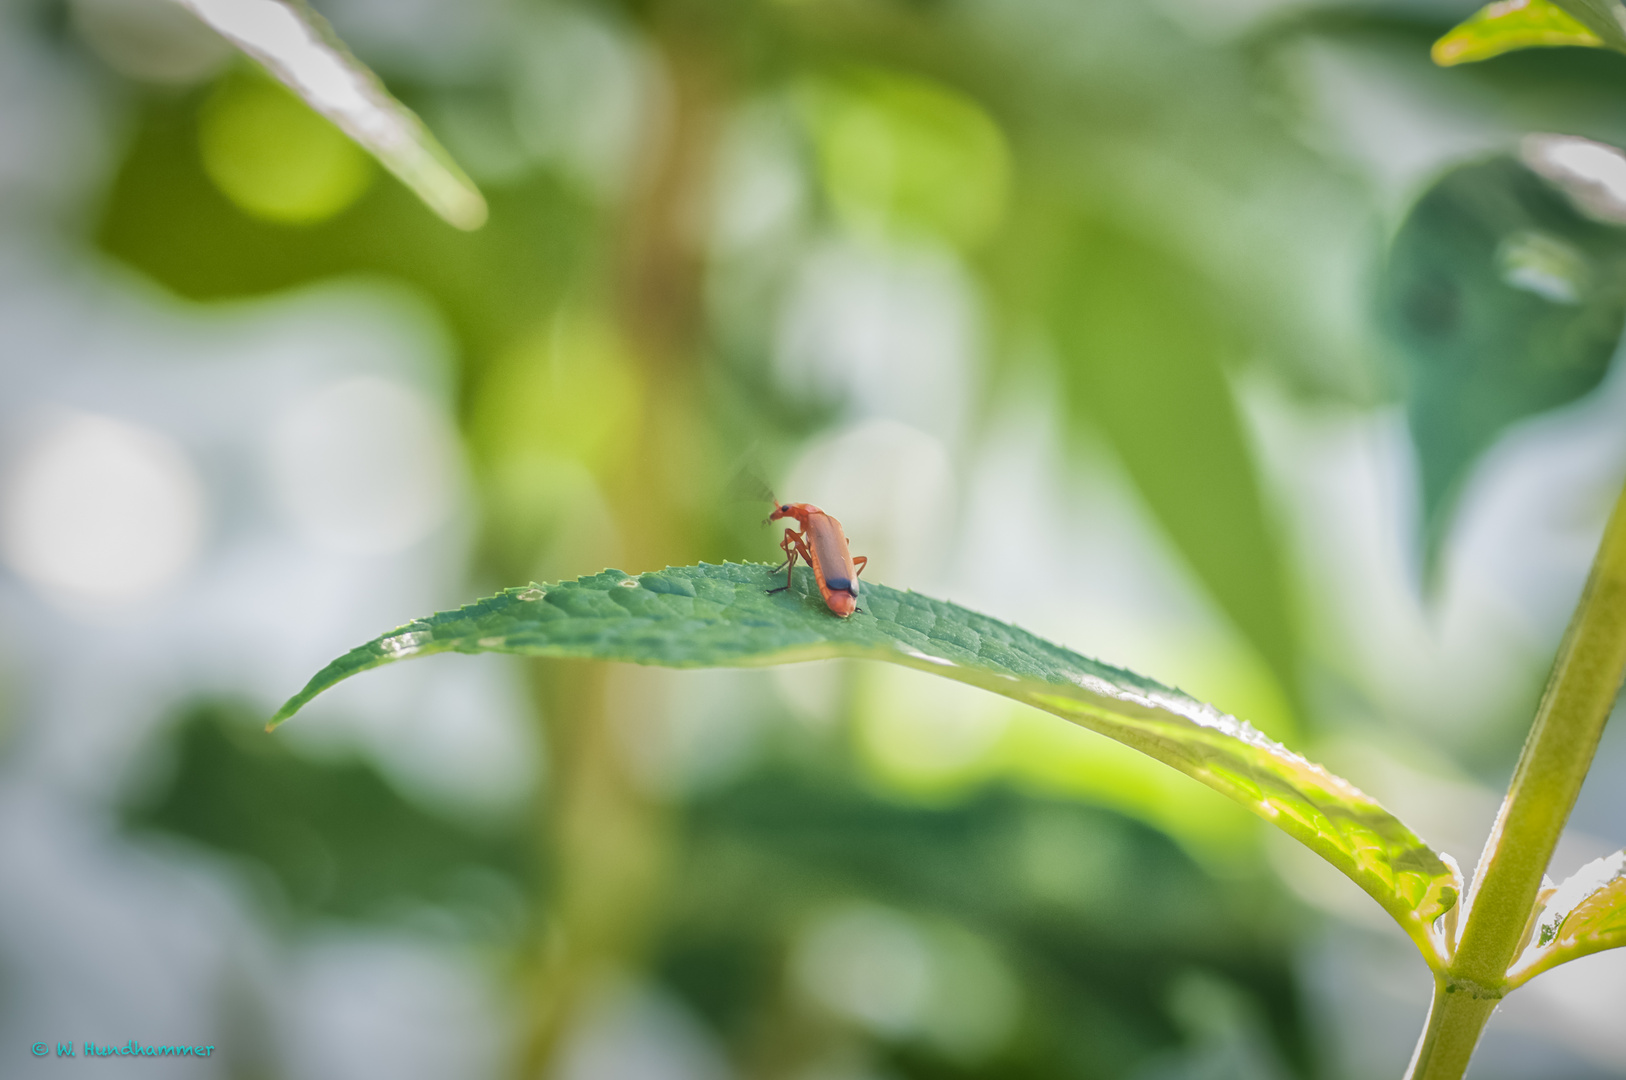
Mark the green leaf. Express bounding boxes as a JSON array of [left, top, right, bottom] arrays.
[[1433, 0, 1605, 66], [130, 701, 534, 930], [675, 773, 1302, 1072], [803, 68, 1012, 249], [1048, 225, 1299, 706], [1509, 848, 1626, 985], [1378, 155, 1626, 567], [175, 0, 487, 229], [1550, 0, 1626, 51], [272, 563, 1461, 964]]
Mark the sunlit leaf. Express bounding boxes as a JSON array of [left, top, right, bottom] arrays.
[[1433, 0, 1605, 66], [271, 563, 1461, 965], [1509, 848, 1626, 985], [174, 0, 487, 229], [1549, 0, 1626, 51]]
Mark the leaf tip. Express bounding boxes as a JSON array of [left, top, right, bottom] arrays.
[[266, 690, 314, 729], [443, 188, 489, 231], [1430, 35, 1472, 66], [1430, 0, 1606, 68]]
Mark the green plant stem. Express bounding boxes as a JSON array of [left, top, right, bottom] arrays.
[[1408, 478, 1626, 1080], [1405, 979, 1500, 1080]]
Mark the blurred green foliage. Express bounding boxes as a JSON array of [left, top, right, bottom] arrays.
[[126, 700, 536, 935], [97, 78, 590, 361], [198, 67, 375, 224], [129, 700, 1307, 1079], [74, 0, 1626, 1075], [1379, 155, 1626, 561], [805, 68, 1010, 249], [1049, 222, 1297, 696]]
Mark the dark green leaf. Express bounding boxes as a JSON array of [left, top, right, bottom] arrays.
[[1378, 155, 1626, 564], [128, 701, 534, 933], [668, 774, 1307, 1075]]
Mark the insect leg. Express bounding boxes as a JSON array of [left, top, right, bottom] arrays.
[[767, 528, 805, 594], [852, 555, 868, 577]]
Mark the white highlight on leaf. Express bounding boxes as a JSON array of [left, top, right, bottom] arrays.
[[893, 642, 959, 668], [172, 0, 487, 228], [1522, 133, 1626, 225], [1523, 848, 1626, 961], [1497, 230, 1588, 305], [379, 629, 432, 657], [1071, 672, 1288, 757]]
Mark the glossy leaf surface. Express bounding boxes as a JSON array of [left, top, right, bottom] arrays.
[[272, 563, 1461, 963], [176, 0, 487, 229], [1433, 0, 1604, 66], [1510, 848, 1626, 985]]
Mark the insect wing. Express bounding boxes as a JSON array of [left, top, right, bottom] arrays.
[[807, 514, 856, 593]]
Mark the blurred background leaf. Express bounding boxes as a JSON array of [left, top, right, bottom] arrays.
[[1548, 0, 1626, 52], [1047, 221, 1301, 711], [175, 0, 488, 228], [1433, 0, 1604, 66], [127, 701, 1310, 1080], [1377, 150, 1626, 571], [126, 700, 537, 935]]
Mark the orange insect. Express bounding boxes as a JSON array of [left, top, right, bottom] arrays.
[[766, 501, 868, 617]]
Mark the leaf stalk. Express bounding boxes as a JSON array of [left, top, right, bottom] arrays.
[[1408, 477, 1626, 1079]]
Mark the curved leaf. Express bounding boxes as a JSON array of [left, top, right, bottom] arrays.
[[271, 563, 1461, 964], [1550, 0, 1626, 52], [175, 0, 487, 229], [1509, 848, 1626, 986], [1433, 0, 1604, 66]]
